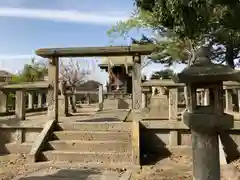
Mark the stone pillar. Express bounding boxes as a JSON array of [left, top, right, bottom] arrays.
[[58, 95, 68, 116], [191, 130, 220, 179], [37, 93, 43, 108], [58, 81, 68, 116], [47, 56, 59, 121], [169, 88, 178, 146], [87, 94, 90, 105], [184, 84, 233, 180], [132, 111, 141, 165], [15, 90, 26, 120], [72, 93, 77, 106], [141, 92, 147, 109], [225, 89, 233, 112], [28, 92, 34, 109], [0, 91, 8, 113], [132, 54, 142, 110], [98, 85, 104, 111]]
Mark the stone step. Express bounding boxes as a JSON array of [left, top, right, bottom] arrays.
[[57, 122, 131, 132], [22, 171, 122, 180], [0, 142, 32, 154], [48, 140, 132, 152], [52, 131, 131, 141], [42, 150, 132, 164]]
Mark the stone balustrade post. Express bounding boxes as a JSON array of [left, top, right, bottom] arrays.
[[225, 89, 233, 112], [87, 93, 90, 105], [15, 90, 26, 120], [37, 93, 43, 108], [58, 80, 69, 116], [169, 87, 178, 146], [28, 92, 34, 109], [0, 91, 8, 113], [141, 92, 147, 109], [204, 89, 210, 106], [98, 85, 104, 111], [196, 90, 201, 105], [200, 89, 205, 105]]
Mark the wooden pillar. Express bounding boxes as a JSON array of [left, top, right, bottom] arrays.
[[132, 54, 142, 110], [47, 56, 59, 121], [37, 93, 43, 108], [225, 89, 233, 112], [98, 84, 104, 111], [28, 92, 34, 109], [169, 88, 178, 146], [0, 91, 8, 113], [15, 90, 26, 120]]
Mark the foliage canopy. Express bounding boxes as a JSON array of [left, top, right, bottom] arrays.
[[108, 0, 240, 68]]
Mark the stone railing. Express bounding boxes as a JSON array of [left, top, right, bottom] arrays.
[[139, 79, 240, 160], [0, 82, 49, 119], [58, 84, 104, 116], [141, 80, 240, 115]]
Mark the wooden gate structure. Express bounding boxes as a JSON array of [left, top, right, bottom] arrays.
[[35, 45, 156, 122]]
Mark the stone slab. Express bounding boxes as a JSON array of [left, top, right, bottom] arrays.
[[13, 167, 129, 180], [74, 110, 130, 122]]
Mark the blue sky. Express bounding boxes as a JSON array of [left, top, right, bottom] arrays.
[[0, 0, 185, 84]]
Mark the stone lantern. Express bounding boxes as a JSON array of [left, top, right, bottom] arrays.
[[176, 46, 240, 180]]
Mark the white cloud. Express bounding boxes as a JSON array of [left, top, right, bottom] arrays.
[[0, 54, 36, 59], [0, 7, 129, 25]]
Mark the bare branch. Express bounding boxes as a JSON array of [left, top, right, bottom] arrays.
[[59, 58, 93, 89]]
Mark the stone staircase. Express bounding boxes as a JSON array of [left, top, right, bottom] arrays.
[[41, 122, 133, 165]]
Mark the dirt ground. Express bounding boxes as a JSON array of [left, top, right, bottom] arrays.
[[0, 153, 50, 180], [1, 152, 240, 180], [132, 152, 240, 180]]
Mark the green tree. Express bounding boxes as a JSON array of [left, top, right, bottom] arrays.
[[12, 58, 48, 83], [108, 0, 240, 68], [150, 69, 174, 80]]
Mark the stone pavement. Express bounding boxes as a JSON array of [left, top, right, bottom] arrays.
[[12, 167, 131, 180]]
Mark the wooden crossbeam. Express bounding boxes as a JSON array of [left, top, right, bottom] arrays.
[[35, 45, 156, 58]]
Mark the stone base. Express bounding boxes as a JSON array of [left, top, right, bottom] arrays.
[[58, 96, 68, 116], [148, 95, 169, 119]]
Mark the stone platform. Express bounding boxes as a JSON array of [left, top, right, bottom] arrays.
[[0, 108, 131, 128]]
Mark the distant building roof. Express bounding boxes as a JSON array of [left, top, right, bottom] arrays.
[[0, 70, 13, 77]]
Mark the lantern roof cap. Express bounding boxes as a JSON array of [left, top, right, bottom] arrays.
[[176, 46, 240, 84]]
